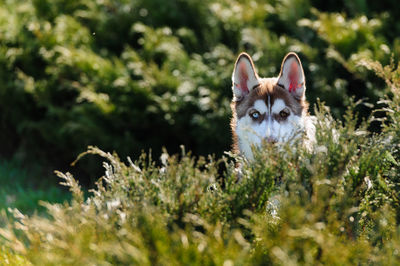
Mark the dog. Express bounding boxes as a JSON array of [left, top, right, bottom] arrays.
[[230, 52, 315, 160]]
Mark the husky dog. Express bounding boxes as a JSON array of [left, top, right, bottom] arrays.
[[231, 52, 315, 160]]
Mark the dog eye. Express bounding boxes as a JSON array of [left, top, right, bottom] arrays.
[[279, 109, 290, 118], [250, 111, 260, 120]]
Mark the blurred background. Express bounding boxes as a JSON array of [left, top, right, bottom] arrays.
[[0, 0, 399, 211]]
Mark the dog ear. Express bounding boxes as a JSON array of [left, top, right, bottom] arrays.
[[277, 52, 305, 100], [232, 53, 259, 101]]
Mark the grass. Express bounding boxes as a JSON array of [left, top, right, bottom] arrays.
[[0, 160, 70, 215], [0, 60, 400, 264], [0, 246, 30, 265], [0, 161, 70, 264]]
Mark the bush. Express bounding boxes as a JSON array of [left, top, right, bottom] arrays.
[[1, 0, 400, 185], [1, 60, 400, 264]]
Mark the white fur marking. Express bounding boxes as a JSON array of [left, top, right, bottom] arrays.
[[271, 99, 286, 114], [253, 99, 268, 114]]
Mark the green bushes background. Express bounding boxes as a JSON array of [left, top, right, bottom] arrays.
[[1, 0, 400, 179], [1, 1, 400, 264]]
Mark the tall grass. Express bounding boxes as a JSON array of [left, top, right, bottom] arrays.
[[1, 61, 400, 264]]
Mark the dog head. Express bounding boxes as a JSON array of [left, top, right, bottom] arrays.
[[231, 52, 309, 159]]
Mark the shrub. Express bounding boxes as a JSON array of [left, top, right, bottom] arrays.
[[1, 60, 400, 264], [1, 0, 400, 185]]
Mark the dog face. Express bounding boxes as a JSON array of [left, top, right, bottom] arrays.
[[230, 52, 309, 160]]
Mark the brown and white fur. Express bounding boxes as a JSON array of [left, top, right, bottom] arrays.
[[231, 52, 315, 160]]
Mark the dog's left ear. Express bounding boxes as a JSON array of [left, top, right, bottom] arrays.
[[277, 52, 305, 100]]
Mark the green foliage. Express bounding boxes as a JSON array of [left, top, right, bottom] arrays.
[[1, 58, 400, 263], [1, 0, 400, 182], [1, 1, 400, 262], [0, 160, 69, 214], [0, 246, 30, 265]]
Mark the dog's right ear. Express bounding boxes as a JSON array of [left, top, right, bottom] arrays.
[[232, 53, 259, 101]]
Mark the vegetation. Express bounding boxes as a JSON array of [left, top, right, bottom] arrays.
[[1, 0, 400, 264], [1, 63, 400, 262], [0, 160, 69, 214], [1, 0, 399, 179]]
